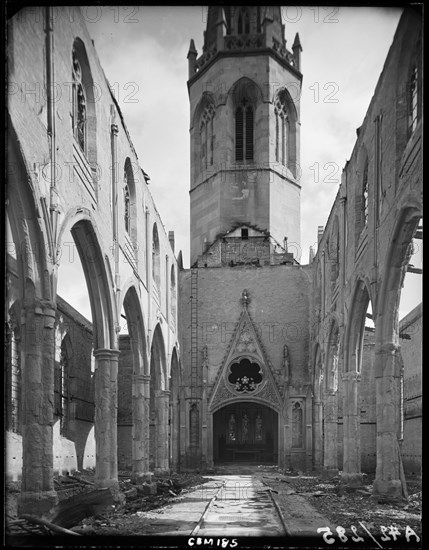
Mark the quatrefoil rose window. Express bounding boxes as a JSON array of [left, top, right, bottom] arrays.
[[228, 358, 262, 393]]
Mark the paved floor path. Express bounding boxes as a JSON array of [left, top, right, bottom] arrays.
[[134, 469, 333, 538]]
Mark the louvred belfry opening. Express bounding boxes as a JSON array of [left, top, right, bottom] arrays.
[[235, 99, 254, 162], [235, 106, 244, 161]]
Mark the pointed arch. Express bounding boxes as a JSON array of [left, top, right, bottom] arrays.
[[7, 118, 51, 301], [69, 220, 115, 350], [121, 284, 148, 376], [150, 323, 166, 389], [149, 324, 168, 471], [345, 278, 373, 373]]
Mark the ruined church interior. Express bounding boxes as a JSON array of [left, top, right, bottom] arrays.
[[5, 5, 422, 525]]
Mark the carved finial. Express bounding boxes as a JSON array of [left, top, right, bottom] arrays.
[[241, 289, 250, 308]]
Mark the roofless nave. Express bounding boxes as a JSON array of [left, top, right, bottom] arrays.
[[6, 6, 422, 517]]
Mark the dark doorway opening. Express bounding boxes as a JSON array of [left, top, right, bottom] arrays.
[[213, 402, 278, 464]]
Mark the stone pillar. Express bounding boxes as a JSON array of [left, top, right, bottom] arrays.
[[154, 389, 170, 473], [93, 348, 120, 495], [132, 374, 150, 478], [323, 390, 339, 475], [373, 343, 403, 501], [341, 371, 362, 486], [313, 398, 323, 471], [18, 299, 58, 516], [169, 390, 180, 471]]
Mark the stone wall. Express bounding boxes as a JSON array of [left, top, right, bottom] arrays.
[[310, 8, 422, 497], [179, 263, 312, 468]]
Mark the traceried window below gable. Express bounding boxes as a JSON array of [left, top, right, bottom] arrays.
[[228, 357, 263, 393]]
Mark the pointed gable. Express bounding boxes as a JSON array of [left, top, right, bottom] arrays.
[[209, 290, 283, 412]]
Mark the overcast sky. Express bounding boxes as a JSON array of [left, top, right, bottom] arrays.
[[53, 5, 421, 322]]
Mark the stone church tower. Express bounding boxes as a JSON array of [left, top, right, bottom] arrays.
[[187, 6, 303, 266], [180, 6, 312, 471]]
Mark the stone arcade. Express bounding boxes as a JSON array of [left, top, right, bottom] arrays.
[[5, 6, 422, 516]]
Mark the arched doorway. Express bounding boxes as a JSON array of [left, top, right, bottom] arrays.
[[213, 402, 278, 464]]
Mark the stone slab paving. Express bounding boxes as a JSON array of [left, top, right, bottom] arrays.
[[195, 475, 285, 537], [132, 471, 333, 539]]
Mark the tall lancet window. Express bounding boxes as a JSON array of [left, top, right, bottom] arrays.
[[72, 48, 86, 153], [200, 103, 215, 169], [275, 99, 289, 168], [235, 98, 254, 162]]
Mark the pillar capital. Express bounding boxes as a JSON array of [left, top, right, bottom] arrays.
[[133, 373, 151, 383], [93, 348, 121, 359], [23, 296, 56, 313], [155, 389, 171, 399]]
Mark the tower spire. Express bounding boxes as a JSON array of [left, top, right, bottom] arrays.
[[187, 39, 198, 79], [292, 33, 303, 71], [190, 6, 300, 83]]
